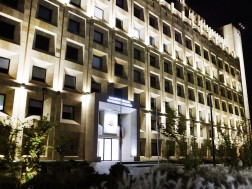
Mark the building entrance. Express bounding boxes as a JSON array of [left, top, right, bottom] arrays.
[[97, 138, 119, 161]]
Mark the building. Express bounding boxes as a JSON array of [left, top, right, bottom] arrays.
[[0, 0, 250, 162]]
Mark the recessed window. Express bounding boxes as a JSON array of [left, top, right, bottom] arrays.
[[66, 45, 79, 62], [38, 5, 52, 23], [70, 0, 81, 6], [176, 66, 183, 79], [91, 81, 101, 93], [0, 57, 10, 74], [222, 101, 227, 112], [149, 15, 157, 29], [163, 23, 171, 37], [151, 98, 156, 109], [211, 54, 216, 65], [150, 55, 156, 67], [197, 75, 203, 87], [62, 105, 74, 120], [116, 0, 124, 9], [133, 27, 140, 38], [150, 36, 155, 46], [206, 80, 211, 91], [165, 80, 172, 94], [93, 30, 103, 44], [198, 92, 204, 104], [28, 99, 43, 116], [32, 66, 46, 82], [164, 60, 172, 74], [187, 71, 194, 84], [185, 37, 192, 50], [68, 19, 80, 35], [94, 6, 104, 20], [134, 4, 144, 21], [115, 18, 123, 29], [150, 76, 156, 88], [92, 55, 102, 69], [134, 70, 141, 83], [195, 44, 201, 55], [34, 34, 50, 52], [115, 40, 123, 52], [174, 30, 182, 44], [235, 107, 239, 115], [114, 88, 123, 98], [215, 99, 220, 109], [134, 48, 141, 60], [177, 84, 184, 97], [0, 20, 15, 42], [188, 88, 195, 101], [64, 75, 76, 89], [0, 94, 5, 112], [203, 49, 209, 60], [228, 104, 233, 114], [225, 64, 229, 73], [115, 63, 123, 76], [1, 0, 19, 9]]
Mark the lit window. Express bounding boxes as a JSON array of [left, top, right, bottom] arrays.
[[93, 30, 103, 44], [32, 66, 46, 82], [38, 5, 52, 22], [92, 55, 102, 69], [68, 19, 80, 35], [133, 27, 140, 38], [0, 57, 10, 74], [62, 105, 74, 120], [0, 94, 5, 112], [91, 81, 101, 93], [64, 75, 76, 89], [66, 45, 79, 62], [28, 99, 43, 116], [94, 6, 104, 20]]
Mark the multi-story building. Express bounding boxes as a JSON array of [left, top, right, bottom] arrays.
[[0, 0, 250, 162]]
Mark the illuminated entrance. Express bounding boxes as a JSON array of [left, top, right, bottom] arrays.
[[96, 96, 138, 162]]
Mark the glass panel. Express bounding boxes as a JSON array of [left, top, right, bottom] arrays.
[[64, 75, 76, 89], [94, 6, 103, 20], [104, 139, 111, 160], [28, 99, 43, 116], [38, 5, 52, 22], [62, 105, 74, 120], [0, 94, 5, 111], [97, 138, 104, 160], [133, 28, 140, 38], [92, 56, 102, 69], [68, 19, 80, 35], [0, 57, 10, 73], [112, 139, 119, 160], [32, 66, 46, 82]]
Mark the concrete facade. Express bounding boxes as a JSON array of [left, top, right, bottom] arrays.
[[0, 0, 249, 162]]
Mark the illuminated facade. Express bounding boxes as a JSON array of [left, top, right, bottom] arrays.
[[0, 0, 249, 162]]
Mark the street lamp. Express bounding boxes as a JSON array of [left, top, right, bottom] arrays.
[[207, 93, 216, 166]]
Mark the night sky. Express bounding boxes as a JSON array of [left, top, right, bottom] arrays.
[[186, 0, 252, 118]]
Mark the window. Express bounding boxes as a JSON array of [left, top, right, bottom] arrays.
[[66, 45, 79, 62], [197, 75, 203, 87], [185, 38, 192, 50], [68, 19, 80, 35], [92, 55, 102, 69], [174, 30, 182, 44], [215, 99, 220, 109], [151, 98, 156, 109], [231, 67, 235, 76], [115, 18, 123, 29], [195, 44, 201, 55], [177, 84, 184, 97], [164, 60, 172, 74], [218, 59, 223, 69], [176, 66, 183, 79], [70, 0, 81, 6], [213, 83, 219, 94], [94, 6, 104, 20], [62, 105, 74, 120], [93, 30, 103, 44], [28, 99, 43, 116], [151, 140, 160, 156], [165, 80, 172, 93], [149, 16, 155, 28], [235, 107, 239, 115], [227, 90, 232, 100], [206, 80, 211, 91], [32, 66, 46, 82], [150, 76, 156, 88], [233, 93, 238, 102], [115, 63, 123, 76], [115, 40, 123, 52], [91, 81, 101, 93], [0, 94, 5, 112], [0, 57, 10, 74], [221, 87, 226, 97], [203, 49, 209, 60], [116, 0, 124, 8], [187, 71, 194, 83], [222, 101, 227, 112], [240, 108, 244, 117], [150, 36, 155, 46], [134, 5, 143, 20], [114, 88, 123, 98], [188, 88, 194, 101], [64, 75, 76, 89], [1, 0, 19, 9], [37, 5, 52, 23], [150, 55, 156, 67], [134, 48, 140, 60], [0, 20, 15, 41], [134, 70, 141, 83], [133, 27, 140, 38], [225, 64, 229, 73], [34, 34, 50, 52], [211, 54, 216, 65], [198, 92, 204, 104], [228, 104, 233, 113], [163, 24, 171, 37]]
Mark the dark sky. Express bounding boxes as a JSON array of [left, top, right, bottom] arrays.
[[185, 0, 252, 117]]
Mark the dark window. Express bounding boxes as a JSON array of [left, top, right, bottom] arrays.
[[163, 24, 171, 37], [188, 89, 194, 101], [150, 55, 156, 67], [62, 105, 74, 120], [116, 0, 124, 8], [70, 0, 81, 6], [66, 45, 79, 62], [187, 72, 194, 83], [92, 55, 102, 69], [150, 76, 156, 88], [233, 93, 238, 102], [68, 19, 80, 35], [240, 108, 244, 117], [175, 30, 182, 44], [225, 64, 229, 73], [115, 18, 123, 29], [151, 119, 156, 131], [227, 90, 232, 100], [0, 21, 15, 41], [38, 5, 52, 23], [235, 107, 239, 115], [149, 16, 155, 28], [176, 67, 183, 79], [198, 93, 204, 104], [197, 76, 203, 87], [218, 59, 223, 69], [114, 88, 123, 98], [28, 99, 43, 116], [221, 88, 225, 97], [134, 93, 140, 104], [211, 55, 216, 65], [0, 57, 10, 74], [1, 0, 18, 9], [229, 104, 233, 113], [115, 63, 123, 76], [213, 84, 218, 94], [93, 30, 103, 44], [134, 48, 140, 60], [134, 6, 142, 20], [64, 75, 76, 89], [34, 34, 50, 52], [177, 85, 183, 97], [195, 44, 201, 55], [231, 67, 235, 76], [165, 80, 172, 93], [203, 50, 209, 60], [185, 38, 192, 50], [219, 74, 224, 83], [151, 98, 156, 109], [134, 70, 141, 83], [222, 102, 227, 112], [0, 94, 5, 112], [140, 139, 146, 156], [91, 81, 101, 93], [206, 80, 211, 91], [32, 66, 46, 82], [215, 99, 220, 109], [164, 61, 172, 74], [115, 40, 123, 52]]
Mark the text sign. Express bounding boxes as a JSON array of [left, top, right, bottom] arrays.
[[107, 96, 133, 107]]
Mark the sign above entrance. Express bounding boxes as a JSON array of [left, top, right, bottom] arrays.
[[107, 96, 133, 108]]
